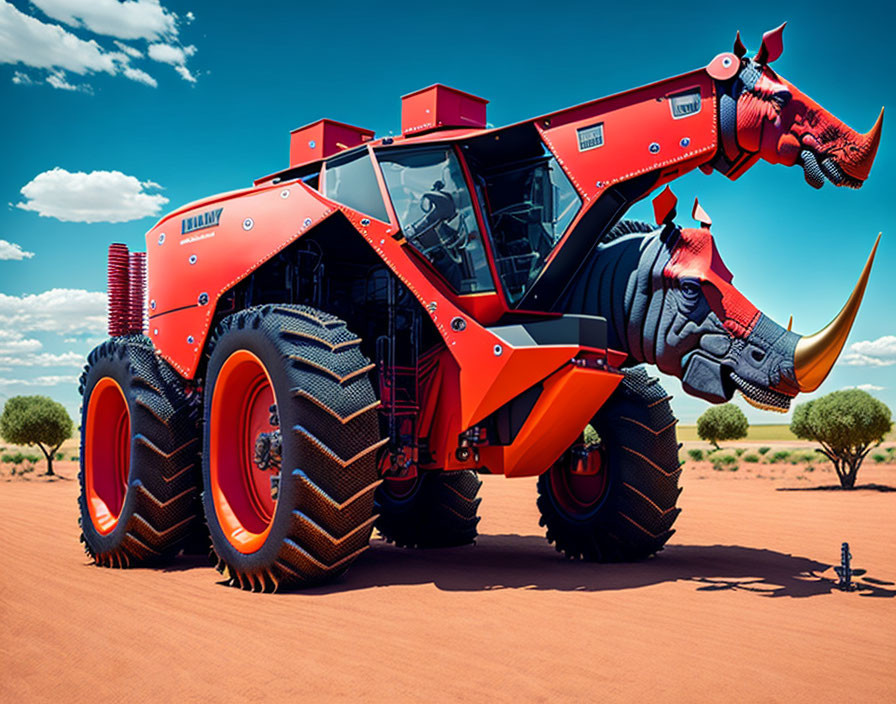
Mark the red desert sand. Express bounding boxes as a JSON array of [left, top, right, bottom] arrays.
[[2, 460, 894, 703]]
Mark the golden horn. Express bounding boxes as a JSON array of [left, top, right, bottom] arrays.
[[793, 234, 881, 392], [868, 107, 884, 141], [787, 315, 793, 332]]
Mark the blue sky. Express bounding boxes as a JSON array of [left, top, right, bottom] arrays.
[[1, 0, 893, 426]]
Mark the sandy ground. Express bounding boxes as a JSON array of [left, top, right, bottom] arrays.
[[1, 460, 894, 703]]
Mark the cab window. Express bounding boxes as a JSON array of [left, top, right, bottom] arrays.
[[377, 147, 493, 294], [474, 149, 581, 304], [323, 151, 389, 222]]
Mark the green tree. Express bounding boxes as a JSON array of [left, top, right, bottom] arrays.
[[0, 396, 73, 477], [790, 390, 892, 489], [696, 403, 748, 449]]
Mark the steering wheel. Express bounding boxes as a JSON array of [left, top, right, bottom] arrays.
[[405, 184, 469, 263]]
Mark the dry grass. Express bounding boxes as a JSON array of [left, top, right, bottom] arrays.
[[677, 424, 798, 443]]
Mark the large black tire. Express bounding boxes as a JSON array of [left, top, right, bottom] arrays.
[[537, 366, 681, 561], [202, 305, 383, 591], [375, 470, 481, 548], [78, 336, 201, 567]]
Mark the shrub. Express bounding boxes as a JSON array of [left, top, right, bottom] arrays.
[[0, 396, 73, 477], [687, 448, 704, 462], [771, 450, 791, 463], [697, 404, 749, 449], [791, 390, 892, 489], [1, 453, 14, 463], [743, 453, 760, 463], [710, 452, 739, 471], [758, 446, 771, 455], [70, 455, 79, 462], [583, 424, 600, 446], [734, 448, 745, 457], [55, 452, 64, 461], [872, 452, 887, 463]]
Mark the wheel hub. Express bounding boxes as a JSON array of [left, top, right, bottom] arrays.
[[549, 442, 609, 517], [209, 349, 280, 553]]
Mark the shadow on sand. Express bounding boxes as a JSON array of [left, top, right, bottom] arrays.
[[777, 484, 895, 492], [159, 533, 895, 598], [282, 534, 896, 598]]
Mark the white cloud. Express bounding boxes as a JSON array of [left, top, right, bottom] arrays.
[[185, 11, 195, 22], [30, 0, 177, 41], [840, 336, 896, 367], [0, 375, 76, 387], [0, 1, 189, 89], [0, 351, 84, 367], [46, 69, 91, 92], [113, 40, 143, 59], [122, 65, 157, 87], [840, 353, 895, 367], [173, 64, 195, 83], [148, 42, 196, 82], [147, 42, 193, 65], [16, 168, 168, 223], [0, 240, 34, 260], [0, 288, 106, 334], [0, 330, 43, 355], [0, 1, 119, 74], [844, 383, 885, 392], [63, 336, 104, 346], [849, 335, 896, 357]]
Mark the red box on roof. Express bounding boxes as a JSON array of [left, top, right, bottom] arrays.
[[401, 84, 488, 136], [289, 119, 374, 167]]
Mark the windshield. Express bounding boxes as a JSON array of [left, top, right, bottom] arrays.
[[377, 146, 494, 294], [474, 150, 581, 304]]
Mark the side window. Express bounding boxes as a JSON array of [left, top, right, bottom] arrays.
[[377, 147, 493, 294], [476, 150, 581, 303], [323, 151, 389, 222]]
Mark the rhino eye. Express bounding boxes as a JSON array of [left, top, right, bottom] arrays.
[[680, 279, 702, 300]]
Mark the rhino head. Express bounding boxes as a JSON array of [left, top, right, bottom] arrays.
[[710, 24, 883, 188], [562, 220, 879, 411]]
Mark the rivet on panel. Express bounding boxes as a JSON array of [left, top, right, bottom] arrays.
[[493, 344, 503, 356], [242, 217, 254, 231], [280, 189, 290, 199], [187, 335, 195, 344], [649, 142, 661, 154], [158, 233, 166, 245], [189, 254, 197, 265]]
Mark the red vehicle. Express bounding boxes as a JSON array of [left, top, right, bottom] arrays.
[[79, 26, 882, 591]]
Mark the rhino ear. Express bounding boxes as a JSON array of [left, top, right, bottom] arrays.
[[733, 31, 747, 58], [755, 23, 786, 64], [653, 186, 678, 225]]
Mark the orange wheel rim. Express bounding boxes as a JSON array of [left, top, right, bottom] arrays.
[[85, 377, 131, 534], [210, 350, 279, 554], [549, 444, 608, 517]]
